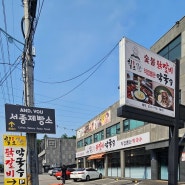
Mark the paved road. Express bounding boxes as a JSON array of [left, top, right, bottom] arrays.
[[39, 174, 133, 185], [0, 173, 133, 185], [1, 173, 185, 185], [39, 174, 185, 185]]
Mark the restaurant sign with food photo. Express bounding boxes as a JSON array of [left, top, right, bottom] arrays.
[[119, 37, 175, 117]]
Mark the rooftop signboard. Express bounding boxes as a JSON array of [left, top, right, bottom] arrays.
[[119, 37, 175, 117], [5, 104, 56, 134]]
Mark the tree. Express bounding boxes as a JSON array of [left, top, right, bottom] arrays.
[[61, 133, 68, 138], [69, 135, 76, 139], [61, 134, 76, 139]]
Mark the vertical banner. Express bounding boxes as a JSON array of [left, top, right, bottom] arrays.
[[3, 135, 27, 185]]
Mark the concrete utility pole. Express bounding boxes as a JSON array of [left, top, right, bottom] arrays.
[[22, 0, 38, 185]]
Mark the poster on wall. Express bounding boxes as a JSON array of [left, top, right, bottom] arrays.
[[119, 37, 175, 117], [3, 135, 27, 185]]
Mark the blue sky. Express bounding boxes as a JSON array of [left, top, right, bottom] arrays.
[[0, 0, 185, 161]]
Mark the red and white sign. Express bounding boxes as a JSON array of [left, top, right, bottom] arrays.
[[3, 135, 27, 185], [76, 132, 150, 158], [119, 37, 175, 117]]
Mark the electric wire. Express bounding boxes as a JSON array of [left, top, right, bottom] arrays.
[[2, 0, 13, 102], [0, 31, 7, 102], [0, 55, 22, 86], [57, 124, 76, 132], [0, 26, 24, 103], [40, 42, 119, 103], [33, 0, 45, 39], [36, 42, 119, 84], [0, 27, 24, 45]]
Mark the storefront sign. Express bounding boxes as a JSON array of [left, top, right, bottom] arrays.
[[117, 132, 150, 148], [77, 110, 111, 138], [3, 135, 27, 185], [76, 132, 150, 157], [5, 104, 56, 134], [119, 37, 175, 117]]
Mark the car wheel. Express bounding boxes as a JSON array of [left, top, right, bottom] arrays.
[[86, 175, 90, 181], [99, 174, 102, 179], [73, 179, 77, 182]]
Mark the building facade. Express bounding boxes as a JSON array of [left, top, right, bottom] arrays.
[[75, 16, 185, 181], [38, 137, 76, 173]]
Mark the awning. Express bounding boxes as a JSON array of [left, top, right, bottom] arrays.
[[87, 153, 105, 160]]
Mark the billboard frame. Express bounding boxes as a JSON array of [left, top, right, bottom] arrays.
[[118, 38, 182, 185]]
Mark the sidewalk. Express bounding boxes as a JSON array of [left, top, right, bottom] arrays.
[[112, 178, 185, 185], [128, 179, 185, 185]]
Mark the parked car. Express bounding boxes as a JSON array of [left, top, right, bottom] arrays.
[[54, 168, 76, 180], [48, 167, 61, 176], [48, 168, 54, 176], [70, 168, 102, 182]]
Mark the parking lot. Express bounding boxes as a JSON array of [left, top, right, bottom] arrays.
[[37, 173, 185, 185], [39, 174, 133, 185]]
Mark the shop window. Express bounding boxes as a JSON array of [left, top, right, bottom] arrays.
[[158, 35, 181, 61], [48, 139, 56, 147], [125, 148, 151, 179], [94, 130, 104, 143], [107, 152, 121, 177], [125, 148, 150, 167], [123, 119, 145, 132], [106, 123, 120, 138], [84, 136, 92, 146], [78, 158, 84, 168], [77, 140, 83, 148]]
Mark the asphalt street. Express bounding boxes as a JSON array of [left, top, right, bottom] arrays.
[[38, 174, 185, 185], [39, 174, 133, 185], [1, 173, 185, 185]]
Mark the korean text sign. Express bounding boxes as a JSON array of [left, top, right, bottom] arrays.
[[75, 132, 150, 157], [5, 104, 56, 133], [119, 37, 175, 117], [3, 135, 27, 185]]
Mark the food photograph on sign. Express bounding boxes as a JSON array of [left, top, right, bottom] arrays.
[[119, 37, 175, 117], [127, 72, 174, 110]]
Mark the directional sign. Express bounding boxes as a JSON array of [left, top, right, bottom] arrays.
[[5, 177, 26, 185], [4, 135, 27, 185], [5, 104, 56, 134]]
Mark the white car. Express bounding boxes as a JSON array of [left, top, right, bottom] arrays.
[[48, 167, 61, 176], [48, 168, 54, 176], [70, 168, 102, 181]]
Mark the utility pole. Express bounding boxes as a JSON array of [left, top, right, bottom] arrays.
[[22, 0, 38, 185]]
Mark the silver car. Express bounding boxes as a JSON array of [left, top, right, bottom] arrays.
[[70, 168, 102, 181]]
